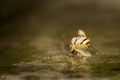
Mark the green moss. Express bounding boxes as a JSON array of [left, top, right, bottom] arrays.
[[90, 55, 120, 77], [0, 47, 42, 74]]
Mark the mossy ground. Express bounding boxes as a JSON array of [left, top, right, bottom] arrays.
[[0, 3, 120, 80]]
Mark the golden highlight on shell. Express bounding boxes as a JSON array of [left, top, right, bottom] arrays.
[[70, 29, 91, 57]]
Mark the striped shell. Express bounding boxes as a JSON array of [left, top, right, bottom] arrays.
[[70, 29, 91, 57]]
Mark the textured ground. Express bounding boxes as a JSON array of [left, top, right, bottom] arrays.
[[0, 1, 120, 80]]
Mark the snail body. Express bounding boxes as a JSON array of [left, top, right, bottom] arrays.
[[70, 29, 91, 57]]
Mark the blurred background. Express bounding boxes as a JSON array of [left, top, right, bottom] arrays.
[[0, 0, 120, 80]]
